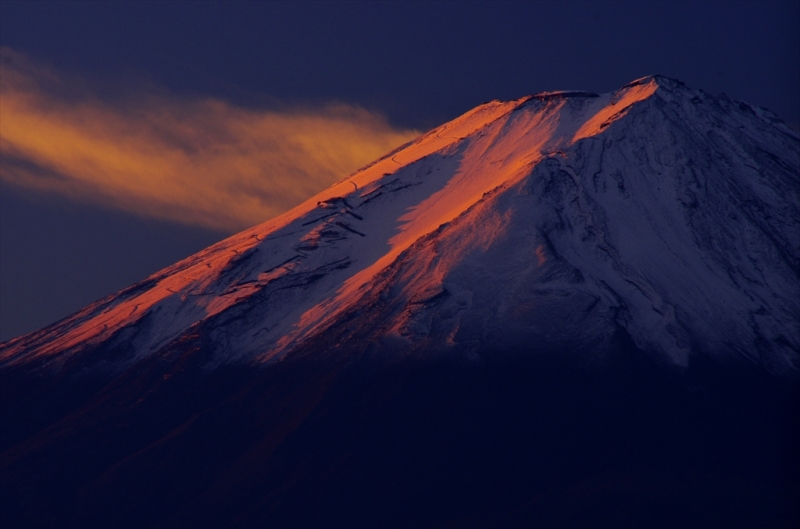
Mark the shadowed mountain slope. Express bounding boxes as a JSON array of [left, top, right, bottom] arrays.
[[2, 76, 798, 528]]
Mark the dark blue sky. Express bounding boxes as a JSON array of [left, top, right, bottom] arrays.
[[1, 0, 798, 341]]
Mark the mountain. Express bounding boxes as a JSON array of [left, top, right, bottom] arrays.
[[2, 76, 799, 528]]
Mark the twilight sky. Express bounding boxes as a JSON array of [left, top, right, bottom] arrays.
[[1, 0, 798, 342]]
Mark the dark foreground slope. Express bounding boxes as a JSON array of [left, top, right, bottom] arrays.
[[2, 333, 798, 529]]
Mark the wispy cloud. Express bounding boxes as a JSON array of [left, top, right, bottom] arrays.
[[0, 48, 419, 231]]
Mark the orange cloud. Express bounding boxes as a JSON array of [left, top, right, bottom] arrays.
[[0, 48, 419, 231]]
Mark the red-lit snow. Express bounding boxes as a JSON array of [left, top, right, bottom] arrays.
[[2, 76, 797, 377]]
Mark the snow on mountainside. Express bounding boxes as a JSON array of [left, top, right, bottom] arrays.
[[2, 75, 798, 376]]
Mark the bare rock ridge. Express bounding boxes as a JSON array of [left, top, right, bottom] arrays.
[[1, 74, 797, 377]]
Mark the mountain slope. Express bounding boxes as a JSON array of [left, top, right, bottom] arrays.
[[1, 76, 799, 529], [2, 75, 798, 377]]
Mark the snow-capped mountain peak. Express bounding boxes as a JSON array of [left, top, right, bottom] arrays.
[[2, 75, 798, 377]]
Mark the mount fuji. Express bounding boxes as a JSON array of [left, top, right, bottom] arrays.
[[2, 76, 798, 528]]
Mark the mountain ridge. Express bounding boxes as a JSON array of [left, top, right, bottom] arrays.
[[2, 75, 799, 529], [2, 75, 797, 378]]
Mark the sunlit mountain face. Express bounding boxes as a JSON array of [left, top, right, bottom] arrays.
[[2, 76, 798, 528]]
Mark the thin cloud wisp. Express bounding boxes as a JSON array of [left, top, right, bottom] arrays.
[[0, 48, 419, 231]]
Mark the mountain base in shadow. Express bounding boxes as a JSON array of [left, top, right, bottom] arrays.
[[2, 339, 798, 529]]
